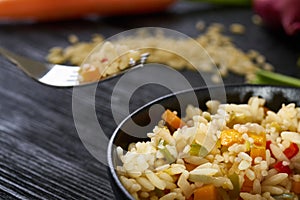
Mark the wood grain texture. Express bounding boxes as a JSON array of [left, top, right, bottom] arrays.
[[0, 2, 299, 199]]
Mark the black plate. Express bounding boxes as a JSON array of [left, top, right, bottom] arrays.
[[107, 84, 300, 200]]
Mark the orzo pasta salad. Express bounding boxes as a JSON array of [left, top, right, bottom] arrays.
[[116, 97, 300, 200]]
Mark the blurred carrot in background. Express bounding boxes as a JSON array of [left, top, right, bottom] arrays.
[[0, 0, 298, 36], [0, 0, 176, 21]]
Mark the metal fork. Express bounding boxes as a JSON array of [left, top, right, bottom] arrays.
[[0, 47, 149, 87]]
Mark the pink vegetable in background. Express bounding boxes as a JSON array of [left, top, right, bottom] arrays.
[[253, 0, 300, 35]]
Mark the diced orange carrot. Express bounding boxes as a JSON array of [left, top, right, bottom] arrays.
[[193, 184, 220, 200], [220, 129, 243, 147], [248, 131, 266, 161], [187, 194, 194, 200], [80, 67, 101, 82], [292, 180, 300, 194], [161, 109, 185, 133], [263, 106, 269, 115], [185, 163, 198, 172], [248, 132, 266, 146], [241, 175, 253, 193], [250, 145, 266, 160]]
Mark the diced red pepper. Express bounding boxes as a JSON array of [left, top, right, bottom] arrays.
[[266, 140, 272, 150], [284, 143, 299, 159], [101, 58, 108, 63], [274, 161, 292, 174]]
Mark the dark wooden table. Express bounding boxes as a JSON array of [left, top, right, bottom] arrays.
[[0, 2, 299, 200]]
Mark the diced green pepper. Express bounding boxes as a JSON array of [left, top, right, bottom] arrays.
[[228, 173, 240, 199], [190, 143, 209, 157], [189, 174, 214, 183]]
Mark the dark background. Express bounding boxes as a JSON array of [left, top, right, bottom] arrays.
[[0, 2, 299, 199]]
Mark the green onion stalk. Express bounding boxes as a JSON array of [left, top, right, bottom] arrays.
[[251, 70, 300, 87]]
